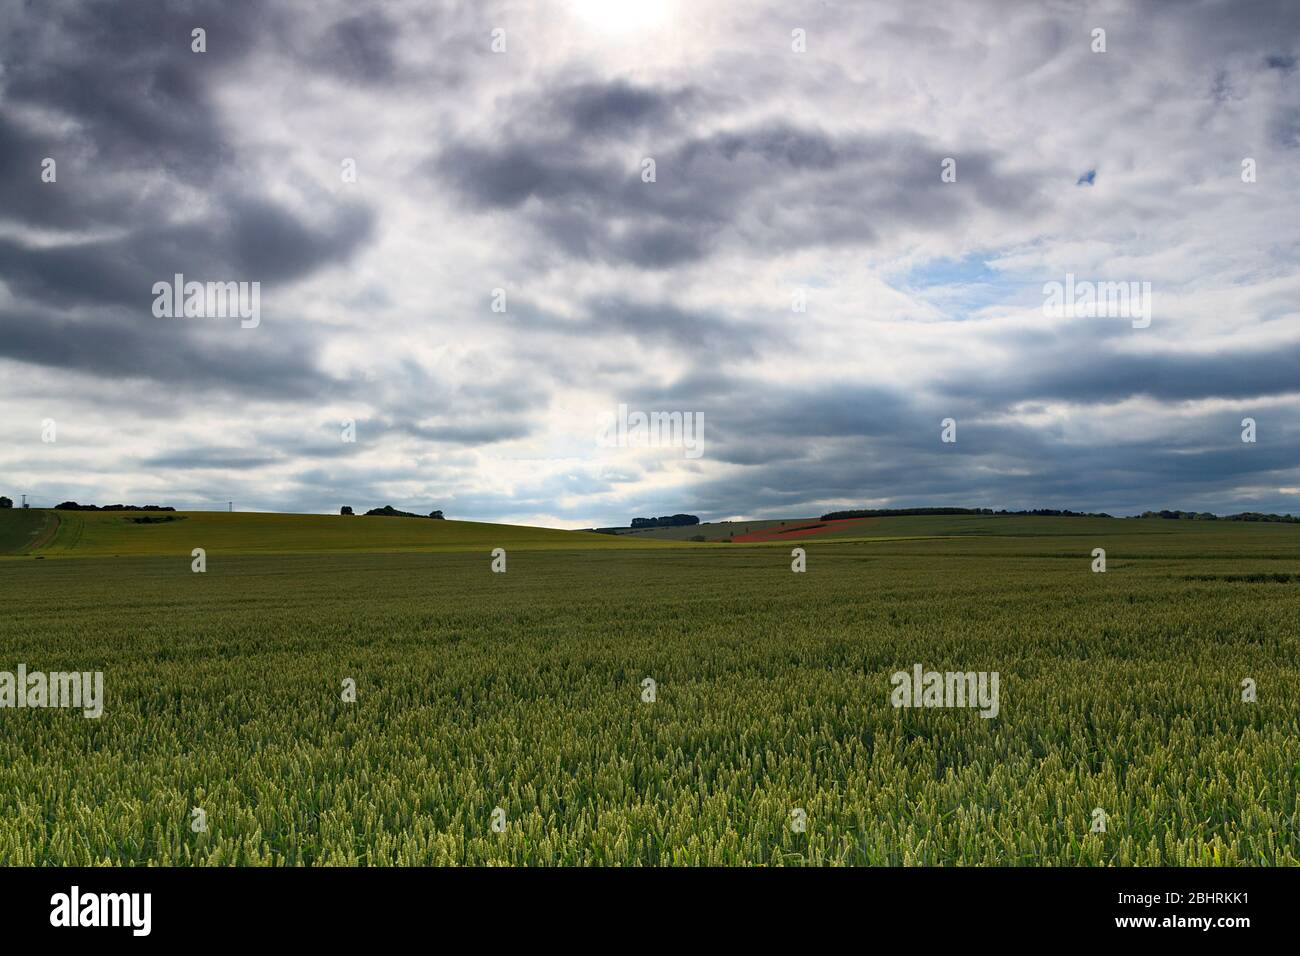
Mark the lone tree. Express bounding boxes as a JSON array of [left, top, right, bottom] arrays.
[[340, 506, 354, 515], [0, 496, 11, 509]]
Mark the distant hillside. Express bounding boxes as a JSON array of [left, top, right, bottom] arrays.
[[622, 511, 1300, 545], [820, 506, 1300, 524], [820, 507, 1114, 520], [1137, 509, 1300, 524], [0, 510, 682, 557]]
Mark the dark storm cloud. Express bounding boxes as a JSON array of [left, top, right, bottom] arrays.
[[312, 12, 401, 83], [549, 80, 701, 135], [0, 0, 269, 174], [436, 113, 1040, 267], [0, 307, 347, 400], [0, 114, 127, 229], [0, 0, 263, 231], [946, 330, 1300, 406], [1144, 0, 1300, 59], [228, 199, 377, 282], [0, 197, 374, 310], [433, 141, 610, 208], [0, 0, 380, 402]]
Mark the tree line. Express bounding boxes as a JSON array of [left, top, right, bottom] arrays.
[[630, 514, 700, 528], [342, 505, 445, 519]]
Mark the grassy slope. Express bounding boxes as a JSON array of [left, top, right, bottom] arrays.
[[1, 510, 681, 557], [0, 509, 57, 554]]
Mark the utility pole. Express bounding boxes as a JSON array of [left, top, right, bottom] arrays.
[[229, 501, 233, 512]]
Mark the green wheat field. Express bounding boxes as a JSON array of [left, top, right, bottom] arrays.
[[1, 510, 1297, 865]]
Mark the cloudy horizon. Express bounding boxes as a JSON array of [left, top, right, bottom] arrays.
[[2, 0, 1299, 527]]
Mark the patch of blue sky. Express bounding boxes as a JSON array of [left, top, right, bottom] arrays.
[[898, 253, 1034, 321]]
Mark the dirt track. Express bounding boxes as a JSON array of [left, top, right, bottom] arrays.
[[729, 517, 874, 542]]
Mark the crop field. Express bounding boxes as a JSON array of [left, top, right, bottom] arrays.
[[0, 512, 1297, 865]]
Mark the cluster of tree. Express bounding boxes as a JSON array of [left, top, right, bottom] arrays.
[[820, 507, 1114, 520], [344, 505, 444, 519], [0, 496, 11, 509], [630, 514, 700, 528], [54, 502, 175, 512], [1139, 510, 1300, 523], [997, 508, 1114, 517]]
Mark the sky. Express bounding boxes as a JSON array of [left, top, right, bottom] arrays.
[[1, 0, 1299, 527]]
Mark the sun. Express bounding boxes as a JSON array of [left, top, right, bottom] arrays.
[[567, 0, 675, 34]]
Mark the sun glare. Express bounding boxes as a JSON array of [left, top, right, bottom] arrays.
[[567, 0, 674, 34]]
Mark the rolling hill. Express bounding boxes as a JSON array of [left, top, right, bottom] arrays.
[[8, 508, 1300, 560], [0, 509, 683, 557]]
